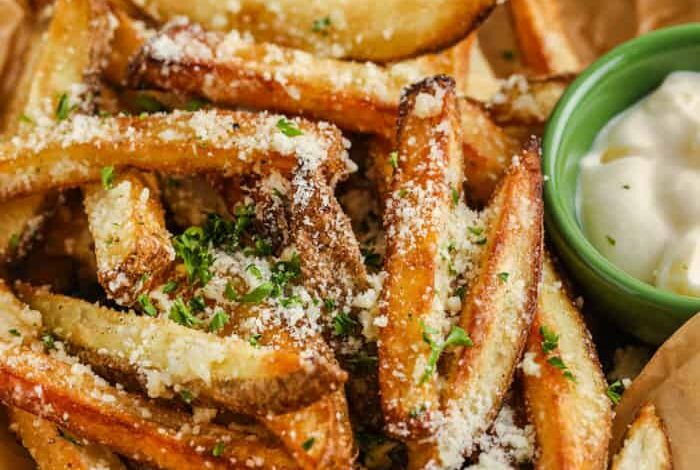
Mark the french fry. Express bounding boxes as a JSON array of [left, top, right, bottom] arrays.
[[19, 286, 347, 415], [130, 23, 405, 138], [0, 110, 351, 200], [463, 37, 501, 101], [0, 193, 55, 263], [129, 0, 495, 62], [0, 345, 298, 470], [522, 255, 612, 470], [8, 407, 127, 470], [509, 0, 581, 74], [161, 174, 231, 228], [611, 403, 672, 470], [104, 8, 147, 86], [83, 169, 174, 305], [489, 74, 573, 127], [413, 139, 543, 468], [378, 76, 465, 439]]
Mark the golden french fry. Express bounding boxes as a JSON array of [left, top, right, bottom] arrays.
[[8, 407, 127, 470], [19, 286, 347, 415], [83, 169, 174, 304], [509, 0, 581, 74], [611, 403, 672, 470], [378, 76, 465, 439], [414, 139, 543, 468], [522, 255, 612, 470], [489, 74, 573, 127], [0, 345, 298, 470], [129, 0, 495, 62], [0, 110, 351, 200]]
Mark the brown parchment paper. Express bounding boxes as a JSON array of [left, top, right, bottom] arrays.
[[610, 313, 700, 469]]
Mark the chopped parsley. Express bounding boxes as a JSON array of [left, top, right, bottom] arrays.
[[276, 118, 303, 137], [362, 248, 382, 269], [389, 151, 399, 169], [409, 404, 426, 418], [311, 16, 331, 34], [346, 352, 378, 368], [8, 328, 20, 337], [323, 298, 336, 312], [173, 226, 214, 287], [168, 298, 201, 327], [55, 93, 76, 121], [189, 295, 206, 312], [249, 333, 262, 347], [451, 186, 459, 206], [606, 235, 616, 246], [137, 294, 158, 317], [162, 280, 178, 294], [540, 325, 575, 382], [622, 184, 630, 190], [185, 98, 208, 111], [134, 92, 165, 113], [420, 323, 473, 384], [212, 441, 225, 458], [19, 113, 34, 125], [606, 379, 625, 405], [101, 166, 115, 190], [224, 281, 239, 301], [468, 226, 487, 245], [497, 272, 509, 282], [398, 188, 408, 198], [501, 49, 517, 61], [539, 325, 559, 354], [8, 233, 19, 252], [246, 263, 263, 280], [241, 282, 274, 303], [208, 310, 230, 332], [58, 428, 81, 446], [179, 389, 193, 403], [41, 333, 55, 350], [302, 437, 316, 451], [455, 286, 466, 300], [333, 312, 356, 336]]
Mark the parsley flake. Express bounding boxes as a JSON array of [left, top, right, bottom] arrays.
[[55, 93, 76, 121], [101, 166, 115, 189], [451, 186, 459, 206], [162, 280, 178, 294], [311, 16, 331, 34], [539, 325, 559, 353], [208, 310, 230, 332], [606, 379, 625, 405], [8, 328, 20, 337], [249, 333, 262, 347], [58, 428, 81, 446], [497, 272, 509, 282], [41, 333, 55, 350], [389, 151, 399, 169], [137, 294, 158, 317], [179, 389, 194, 403], [333, 312, 357, 336], [8, 233, 19, 252], [168, 298, 201, 327], [212, 441, 225, 457], [241, 282, 274, 303], [302, 437, 316, 451], [276, 118, 303, 137], [420, 323, 473, 384]]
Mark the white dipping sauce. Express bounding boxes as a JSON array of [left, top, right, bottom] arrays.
[[579, 71, 700, 297]]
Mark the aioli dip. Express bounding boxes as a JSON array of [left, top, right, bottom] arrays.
[[579, 71, 700, 297]]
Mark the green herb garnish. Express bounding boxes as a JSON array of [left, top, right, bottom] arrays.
[[389, 151, 399, 169], [311, 16, 331, 34], [8, 329, 20, 337], [137, 294, 158, 317], [162, 280, 178, 294], [276, 118, 303, 137], [168, 297, 201, 327], [208, 310, 230, 332], [333, 312, 357, 336], [212, 441, 225, 458], [539, 325, 559, 353], [101, 166, 115, 189], [55, 93, 76, 121], [606, 379, 625, 405], [419, 323, 473, 384], [241, 282, 274, 303], [302, 437, 316, 451]]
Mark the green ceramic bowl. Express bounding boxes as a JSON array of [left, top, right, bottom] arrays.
[[543, 24, 700, 345]]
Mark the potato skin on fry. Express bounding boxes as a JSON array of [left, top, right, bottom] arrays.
[[83, 170, 174, 305], [131, 0, 496, 62], [378, 75, 464, 439], [522, 255, 612, 470]]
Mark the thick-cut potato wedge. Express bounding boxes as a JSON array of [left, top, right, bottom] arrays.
[[0, 346, 298, 469], [0, 110, 350, 200], [460, 98, 520, 205], [8, 407, 127, 470], [414, 139, 543, 469], [378, 76, 465, 439], [368, 98, 518, 206], [489, 74, 573, 127], [289, 170, 368, 303], [83, 169, 174, 305], [131, 23, 408, 138], [130, 0, 495, 62], [509, 0, 581, 74], [19, 286, 347, 415], [522, 255, 612, 470], [611, 403, 672, 470]]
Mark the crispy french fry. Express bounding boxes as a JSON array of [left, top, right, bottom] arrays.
[[0, 110, 351, 200], [509, 0, 581, 74], [19, 286, 347, 415], [611, 403, 672, 470], [489, 74, 573, 127], [463, 37, 501, 101], [104, 8, 147, 86], [8, 407, 127, 470], [83, 169, 174, 304], [378, 76, 465, 439], [0, 345, 298, 470], [130, 23, 406, 138], [522, 255, 612, 470], [0, 193, 55, 263], [129, 0, 495, 62], [413, 139, 543, 468]]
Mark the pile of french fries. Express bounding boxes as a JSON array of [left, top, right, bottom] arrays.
[[0, 0, 671, 469]]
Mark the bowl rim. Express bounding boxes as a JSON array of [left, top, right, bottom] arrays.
[[543, 23, 700, 309]]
